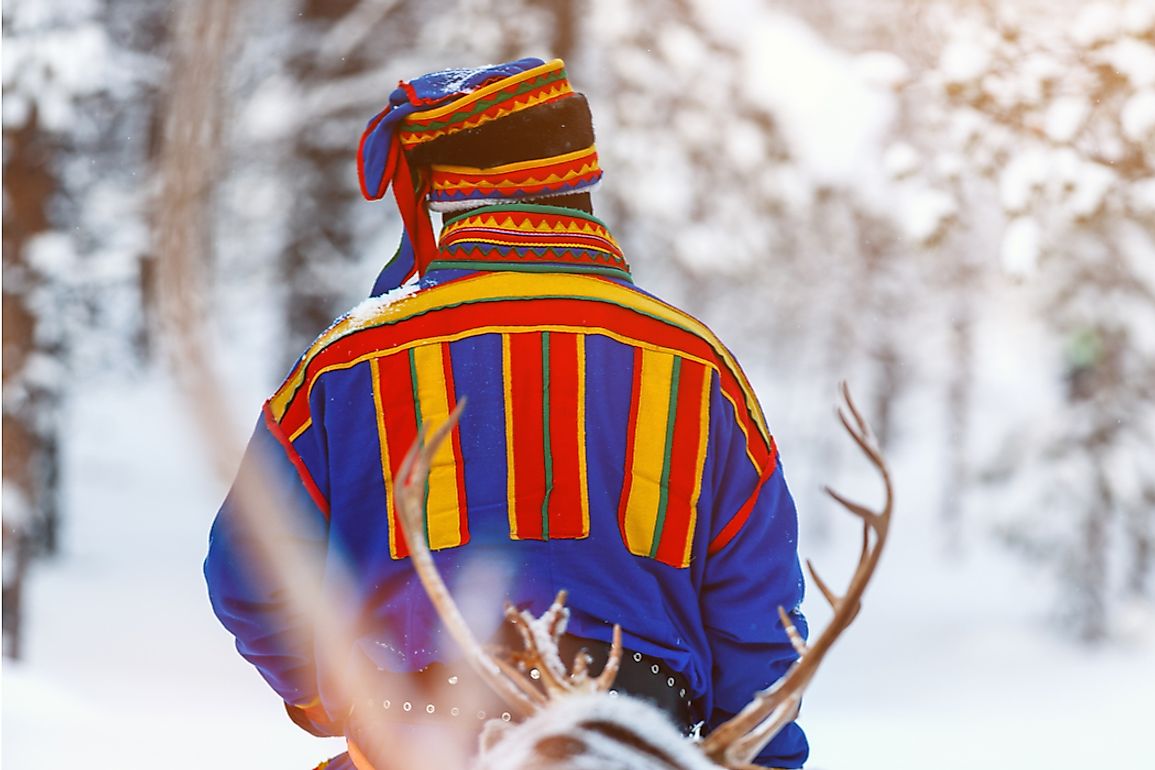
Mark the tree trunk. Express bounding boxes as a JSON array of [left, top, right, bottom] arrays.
[[2, 105, 62, 658]]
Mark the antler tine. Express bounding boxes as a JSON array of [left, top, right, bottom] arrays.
[[489, 655, 550, 707], [804, 558, 839, 608], [505, 603, 573, 696], [392, 400, 541, 718], [839, 380, 870, 439], [776, 607, 807, 657], [700, 384, 894, 768], [593, 624, 624, 692]]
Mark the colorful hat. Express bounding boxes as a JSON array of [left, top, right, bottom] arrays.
[[357, 58, 603, 295]]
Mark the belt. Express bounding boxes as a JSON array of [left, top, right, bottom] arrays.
[[351, 632, 697, 733]]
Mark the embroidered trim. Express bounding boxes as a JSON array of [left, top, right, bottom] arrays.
[[428, 145, 603, 210], [398, 60, 572, 149], [268, 272, 774, 475], [431, 204, 630, 278]]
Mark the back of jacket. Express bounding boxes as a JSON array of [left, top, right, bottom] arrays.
[[205, 204, 808, 767]]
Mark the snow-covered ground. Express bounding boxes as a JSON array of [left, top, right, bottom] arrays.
[[4, 355, 1153, 769], [4, 2, 1154, 766]]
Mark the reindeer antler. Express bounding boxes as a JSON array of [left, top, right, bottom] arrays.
[[699, 382, 893, 768], [392, 400, 624, 721]]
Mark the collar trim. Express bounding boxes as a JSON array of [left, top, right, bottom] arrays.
[[432, 204, 631, 281]]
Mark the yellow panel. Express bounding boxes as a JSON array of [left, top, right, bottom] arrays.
[[411, 345, 463, 550], [623, 349, 675, 556]]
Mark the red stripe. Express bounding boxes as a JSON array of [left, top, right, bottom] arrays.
[[707, 444, 780, 556], [262, 402, 330, 519], [617, 348, 645, 542], [440, 342, 470, 545], [547, 333, 584, 538], [507, 333, 545, 539], [376, 354, 421, 559], [653, 361, 708, 566], [278, 297, 771, 471]]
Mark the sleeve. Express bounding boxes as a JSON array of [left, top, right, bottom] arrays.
[[699, 384, 809, 769], [203, 404, 338, 736]]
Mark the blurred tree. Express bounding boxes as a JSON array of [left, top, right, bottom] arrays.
[[2, 0, 169, 657], [911, 0, 1155, 639], [2, 98, 61, 658], [277, 0, 412, 358]]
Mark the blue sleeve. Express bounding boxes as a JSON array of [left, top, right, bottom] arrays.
[[203, 409, 334, 732], [700, 389, 809, 768]]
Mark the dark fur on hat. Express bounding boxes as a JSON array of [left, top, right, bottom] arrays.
[[407, 94, 597, 214]]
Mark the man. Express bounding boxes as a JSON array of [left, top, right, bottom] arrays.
[[206, 57, 808, 769]]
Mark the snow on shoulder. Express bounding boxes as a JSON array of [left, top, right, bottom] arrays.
[[344, 281, 423, 330]]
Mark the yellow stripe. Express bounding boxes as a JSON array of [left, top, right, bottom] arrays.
[[399, 85, 573, 146], [502, 334, 518, 537], [280, 321, 764, 473], [403, 59, 567, 122], [411, 345, 463, 550], [369, 362, 402, 559], [270, 273, 769, 467], [682, 367, 713, 568], [623, 350, 675, 556], [431, 145, 596, 176], [575, 334, 590, 536]]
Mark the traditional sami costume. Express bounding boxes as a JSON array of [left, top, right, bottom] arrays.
[[205, 58, 808, 770]]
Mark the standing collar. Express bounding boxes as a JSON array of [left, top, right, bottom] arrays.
[[429, 203, 632, 282]]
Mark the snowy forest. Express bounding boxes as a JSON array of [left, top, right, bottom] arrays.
[[4, 0, 1155, 768]]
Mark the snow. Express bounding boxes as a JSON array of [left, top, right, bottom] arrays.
[[854, 51, 911, 91], [1, 373, 346, 769], [1000, 149, 1049, 214], [1061, 159, 1116, 221], [5, 359, 1154, 769], [1, 20, 113, 131], [939, 36, 991, 85], [1001, 216, 1041, 277], [345, 281, 422, 327], [1071, 3, 1123, 48], [744, 13, 895, 194], [1123, 0, 1155, 35], [5, 3, 1155, 769], [1044, 96, 1090, 143], [1101, 39, 1155, 89], [1130, 177, 1155, 215], [1121, 89, 1155, 143], [241, 75, 304, 142], [897, 187, 955, 244], [882, 142, 921, 180]]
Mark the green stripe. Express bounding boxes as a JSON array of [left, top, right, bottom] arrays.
[[408, 349, 430, 534], [426, 261, 632, 282], [284, 285, 768, 450], [541, 332, 553, 540], [405, 69, 568, 134], [649, 357, 682, 558]]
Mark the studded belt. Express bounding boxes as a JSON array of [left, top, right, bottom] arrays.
[[349, 633, 697, 733]]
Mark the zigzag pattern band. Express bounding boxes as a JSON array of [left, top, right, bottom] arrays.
[[434, 205, 628, 275], [428, 145, 603, 209], [398, 60, 573, 149]]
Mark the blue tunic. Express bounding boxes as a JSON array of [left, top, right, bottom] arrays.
[[205, 204, 808, 768]]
